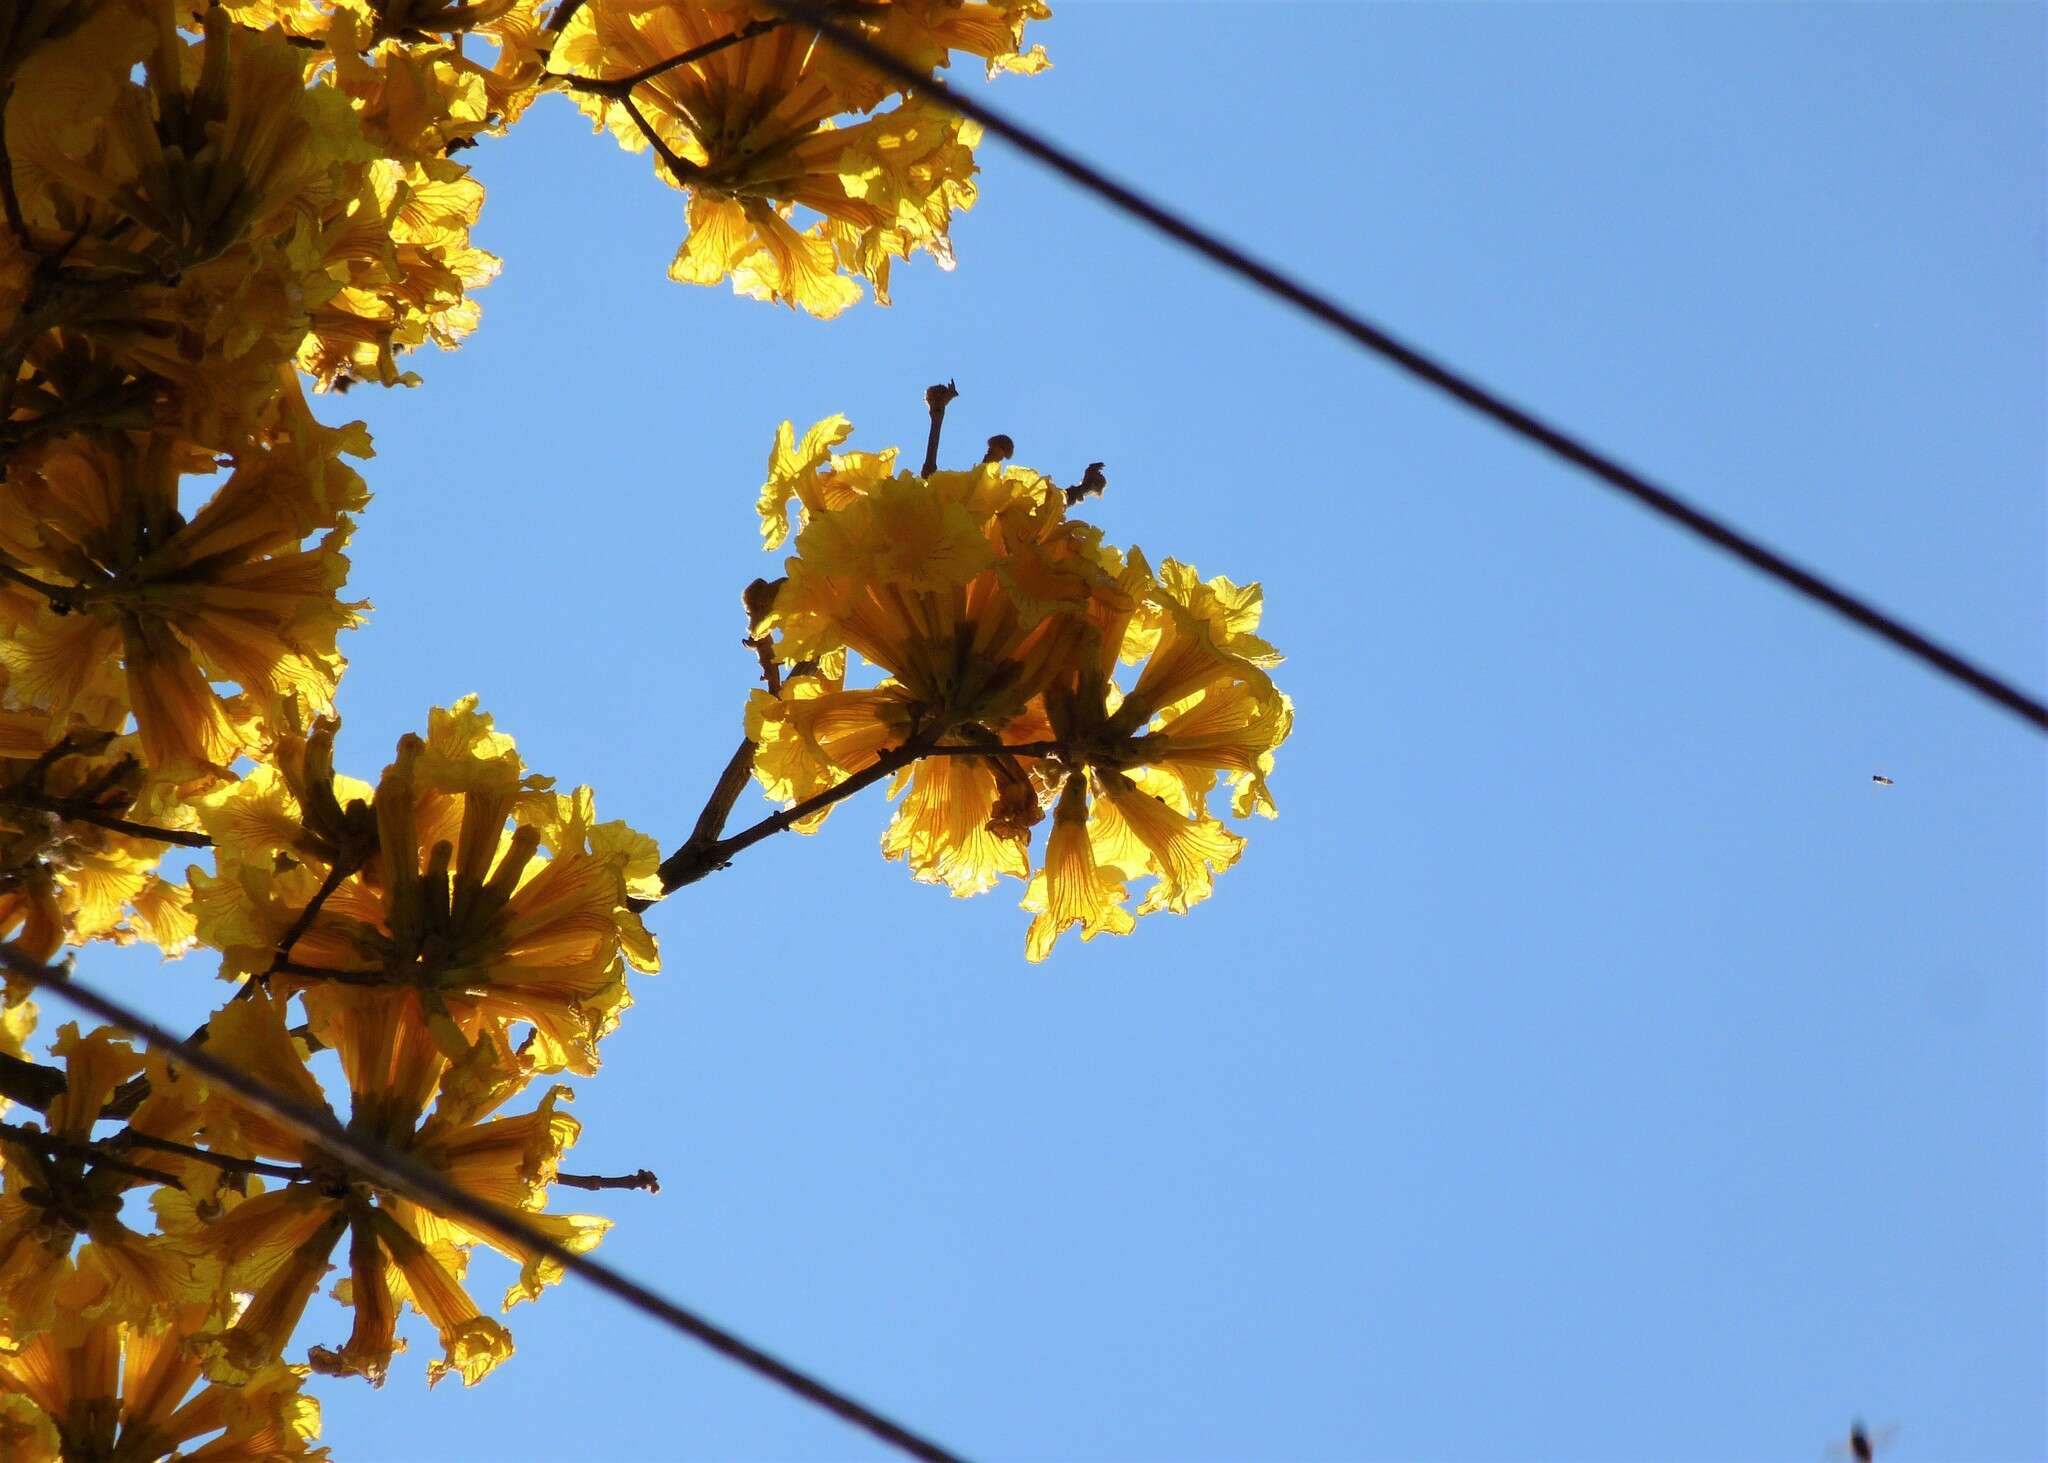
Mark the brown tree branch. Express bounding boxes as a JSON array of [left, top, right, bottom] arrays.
[[273, 959, 391, 986], [527, 0, 588, 67], [98, 1075, 145, 1124], [0, 379, 156, 455], [920, 380, 958, 477], [644, 738, 761, 901], [0, 732, 210, 848], [106, 853, 365, 1114], [548, 16, 790, 97], [913, 741, 1067, 761], [557, 1167, 662, 1194], [0, 1050, 67, 1111], [0, 790, 213, 848], [0, 85, 30, 250], [544, 2, 888, 94], [619, 92, 703, 185], [0, 1120, 184, 1188], [653, 729, 937, 894], [253, 857, 356, 986], [0, 561, 90, 613], [118, 1131, 309, 1183], [747, 633, 783, 694]]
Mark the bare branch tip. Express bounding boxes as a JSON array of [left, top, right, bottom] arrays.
[[1064, 462, 1107, 506], [557, 1167, 662, 1195]]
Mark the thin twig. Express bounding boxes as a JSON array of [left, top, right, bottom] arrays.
[[23, 731, 112, 779], [921, 380, 959, 478], [687, 741, 762, 849], [98, 1075, 147, 1124], [548, 16, 789, 97], [655, 731, 935, 893], [259, 858, 354, 981], [647, 739, 762, 899], [0, 734, 212, 849], [113, 853, 358, 1119], [557, 1168, 662, 1194], [530, 0, 588, 65], [0, 561, 88, 613], [273, 959, 390, 986], [747, 633, 783, 694], [0, 1051, 67, 1112], [0, 1121, 184, 1189], [619, 92, 702, 184], [914, 741, 1066, 761], [544, 0, 888, 87], [0, 85, 30, 249], [118, 1131, 309, 1183], [0, 379, 155, 455], [0, 792, 213, 849], [0, 399, 137, 456]]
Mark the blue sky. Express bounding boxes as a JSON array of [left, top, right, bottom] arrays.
[[88, 2, 2044, 1459]]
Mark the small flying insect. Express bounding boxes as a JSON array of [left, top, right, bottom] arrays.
[[1870, 774, 1894, 787], [1826, 1419, 1899, 1462]]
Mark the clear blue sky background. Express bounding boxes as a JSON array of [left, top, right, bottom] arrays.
[[91, 2, 2044, 1459]]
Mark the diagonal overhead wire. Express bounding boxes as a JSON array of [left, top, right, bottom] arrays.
[[0, 950, 966, 1463], [763, 0, 2048, 735]]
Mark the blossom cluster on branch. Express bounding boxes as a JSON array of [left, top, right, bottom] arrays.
[[744, 415, 1292, 960], [0, 0, 1288, 1455]]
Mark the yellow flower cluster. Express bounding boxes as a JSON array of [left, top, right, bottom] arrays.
[[0, 702, 659, 1446], [554, 0, 1049, 315], [184, 988, 613, 1391], [190, 701, 661, 1076], [0, 0, 1007, 1439], [744, 414, 1292, 960], [0, 0, 1053, 947], [0, 0, 1050, 954], [0, 0, 1294, 1452], [0, 1280, 327, 1462], [0, 1028, 328, 1459]]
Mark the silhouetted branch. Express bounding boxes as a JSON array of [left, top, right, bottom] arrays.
[[0, 1120, 184, 1188], [549, 16, 789, 96], [654, 730, 936, 893], [249, 857, 359, 990], [0, 1051, 66, 1111], [619, 92, 703, 184], [921, 380, 959, 477], [119, 1131, 309, 1183], [0, 790, 212, 848], [0, 561, 89, 614], [558, 1167, 662, 1194], [0, 86, 29, 249]]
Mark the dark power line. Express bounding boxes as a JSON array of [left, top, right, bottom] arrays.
[[766, 0, 2048, 735], [0, 950, 966, 1463]]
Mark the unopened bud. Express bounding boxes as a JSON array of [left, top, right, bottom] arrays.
[[742, 576, 784, 631], [1064, 462, 1107, 506]]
